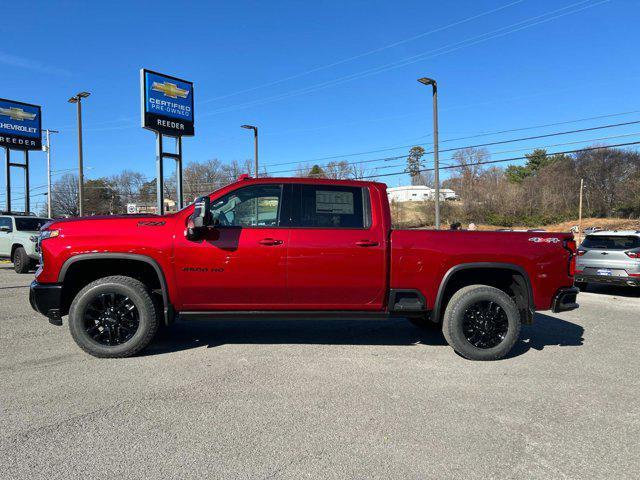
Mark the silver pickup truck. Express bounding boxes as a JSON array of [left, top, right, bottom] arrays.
[[0, 213, 51, 273]]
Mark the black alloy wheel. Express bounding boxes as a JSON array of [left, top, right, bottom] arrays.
[[461, 300, 509, 349], [442, 284, 521, 361], [83, 292, 140, 346]]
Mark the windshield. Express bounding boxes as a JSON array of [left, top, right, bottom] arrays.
[[15, 217, 51, 232], [582, 235, 640, 250]]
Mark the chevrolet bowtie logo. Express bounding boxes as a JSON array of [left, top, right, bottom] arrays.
[[0, 107, 37, 121], [151, 81, 189, 99]]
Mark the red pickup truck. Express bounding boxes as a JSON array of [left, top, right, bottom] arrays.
[[30, 177, 578, 360]]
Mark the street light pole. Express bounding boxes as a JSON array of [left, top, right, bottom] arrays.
[[68, 92, 90, 216], [43, 129, 59, 218], [241, 125, 259, 178], [418, 77, 440, 229]]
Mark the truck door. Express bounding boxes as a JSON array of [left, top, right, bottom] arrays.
[[286, 184, 386, 310], [0, 217, 13, 256], [173, 183, 290, 310]]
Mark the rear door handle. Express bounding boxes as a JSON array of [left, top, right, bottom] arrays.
[[355, 240, 379, 247], [258, 238, 283, 246]]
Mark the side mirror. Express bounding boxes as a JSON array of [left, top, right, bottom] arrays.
[[0, 226, 10, 233], [186, 196, 212, 240]]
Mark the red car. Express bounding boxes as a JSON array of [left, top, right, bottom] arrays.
[[30, 177, 578, 360]]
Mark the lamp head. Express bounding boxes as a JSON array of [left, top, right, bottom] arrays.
[[418, 77, 436, 86]]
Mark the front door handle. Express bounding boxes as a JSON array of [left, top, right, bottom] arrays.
[[258, 238, 283, 246], [355, 240, 379, 247]]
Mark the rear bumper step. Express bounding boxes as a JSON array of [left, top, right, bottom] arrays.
[[551, 287, 579, 313]]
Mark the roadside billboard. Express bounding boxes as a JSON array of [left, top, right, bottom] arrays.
[[0, 98, 42, 150], [140, 69, 194, 136]]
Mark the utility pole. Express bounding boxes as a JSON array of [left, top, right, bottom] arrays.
[[578, 178, 584, 244], [241, 125, 259, 178], [68, 92, 90, 216], [42, 129, 59, 218], [418, 77, 440, 229]]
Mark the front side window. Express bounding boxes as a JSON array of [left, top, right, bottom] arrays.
[[297, 185, 368, 228], [209, 184, 282, 227]]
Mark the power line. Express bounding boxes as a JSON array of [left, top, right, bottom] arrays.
[[267, 119, 640, 174], [279, 108, 640, 165], [267, 111, 640, 167], [199, 0, 608, 117], [200, 0, 525, 105], [362, 141, 640, 179]]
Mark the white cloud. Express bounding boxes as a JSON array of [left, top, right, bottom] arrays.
[[0, 51, 71, 76]]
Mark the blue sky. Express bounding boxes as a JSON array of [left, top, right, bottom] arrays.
[[1, 0, 639, 212]]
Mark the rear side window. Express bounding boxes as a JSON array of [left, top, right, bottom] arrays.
[[15, 217, 50, 231], [582, 235, 640, 250], [296, 185, 369, 228]]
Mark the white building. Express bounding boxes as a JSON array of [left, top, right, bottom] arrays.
[[387, 185, 457, 203]]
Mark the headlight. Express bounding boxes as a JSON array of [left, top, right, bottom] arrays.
[[40, 229, 60, 240]]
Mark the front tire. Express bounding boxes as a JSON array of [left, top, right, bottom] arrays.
[[13, 247, 30, 274], [442, 285, 521, 361], [68, 276, 159, 358]]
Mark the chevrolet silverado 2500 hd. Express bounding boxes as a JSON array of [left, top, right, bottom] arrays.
[[30, 177, 579, 360]]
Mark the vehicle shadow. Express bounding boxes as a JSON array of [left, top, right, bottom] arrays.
[[145, 312, 584, 359], [581, 283, 640, 298], [507, 313, 584, 358]]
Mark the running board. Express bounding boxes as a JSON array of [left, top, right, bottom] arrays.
[[178, 311, 423, 321]]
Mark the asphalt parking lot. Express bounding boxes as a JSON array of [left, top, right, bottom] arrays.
[[1, 264, 639, 479]]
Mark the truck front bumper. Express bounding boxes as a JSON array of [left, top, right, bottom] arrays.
[[29, 281, 63, 325], [551, 287, 579, 313]]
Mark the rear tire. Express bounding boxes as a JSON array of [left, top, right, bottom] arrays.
[[13, 247, 30, 274], [68, 275, 159, 358], [442, 285, 521, 361]]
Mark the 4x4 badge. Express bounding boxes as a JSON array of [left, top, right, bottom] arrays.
[[528, 237, 560, 243]]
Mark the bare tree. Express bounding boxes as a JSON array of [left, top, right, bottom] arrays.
[[183, 159, 225, 200], [51, 173, 79, 217], [325, 161, 351, 179], [108, 170, 146, 206], [350, 162, 377, 180]]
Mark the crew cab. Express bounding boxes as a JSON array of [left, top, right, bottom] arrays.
[[30, 177, 578, 360]]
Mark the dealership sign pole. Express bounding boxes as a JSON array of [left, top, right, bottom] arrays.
[[140, 69, 194, 215], [0, 98, 42, 214]]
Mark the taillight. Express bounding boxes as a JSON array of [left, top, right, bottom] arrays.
[[577, 249, 586, 256], [625, 251, 639, 259], [564, 239, 577, 276]]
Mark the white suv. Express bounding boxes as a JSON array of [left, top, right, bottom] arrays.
[[0, 214, 51, 273]]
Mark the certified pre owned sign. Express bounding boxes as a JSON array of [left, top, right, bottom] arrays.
[[141, 69, 194, 136], [0, 98, 42, 150]]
